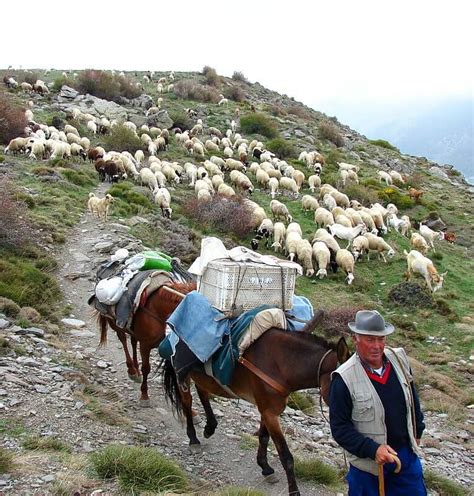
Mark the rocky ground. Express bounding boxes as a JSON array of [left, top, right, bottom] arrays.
[[0, 182, 473, 495]]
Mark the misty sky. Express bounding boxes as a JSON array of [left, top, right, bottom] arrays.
[[3, 1, 472, 108]]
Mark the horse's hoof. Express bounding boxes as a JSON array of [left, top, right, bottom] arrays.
[[264, 473, 279, 484], [128, 374, 141, 383], [188, 443, 202, 453], [139, 399, 152, 408]]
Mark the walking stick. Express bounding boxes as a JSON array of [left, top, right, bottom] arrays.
[[378, 455, 401, 496]]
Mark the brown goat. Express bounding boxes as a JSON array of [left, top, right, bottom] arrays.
[[408, 187, 424, 202]]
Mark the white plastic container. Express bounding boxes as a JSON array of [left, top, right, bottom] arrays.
[[198, 259, 297, 311]]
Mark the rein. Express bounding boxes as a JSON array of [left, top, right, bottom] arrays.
[[238, 357, 289, 396], [317, 348, 334, 422]]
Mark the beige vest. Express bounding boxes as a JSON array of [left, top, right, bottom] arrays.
[[335, 347, 420, 475]]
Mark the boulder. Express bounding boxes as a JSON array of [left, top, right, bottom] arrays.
[[429, 166, 450, 181], [147, 110, 173, 129], [58, 85, 79, 99], [129, 94, 154, 110]]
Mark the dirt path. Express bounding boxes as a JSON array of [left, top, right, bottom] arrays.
[[54, 182, 341, 496]]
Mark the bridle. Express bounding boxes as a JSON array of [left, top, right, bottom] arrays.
[[317, 348, 335, 422]]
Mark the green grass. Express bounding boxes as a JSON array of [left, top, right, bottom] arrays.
[[0, 419, 26, 438], [287, 391, 315, 412], [22, 436, 72, 453], [368, 139, 400, 152], [294, 456, 343, 487], [90, 444, 188, 493], [239, 433, 259, 451], [424, 469, 469, 496]]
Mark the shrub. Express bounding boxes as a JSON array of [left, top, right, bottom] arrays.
[[232, 71, 248, 83], [103, 124, 143, 153], [22, 436, 71, 452], [321, 306, 364, 337], [169, 109, 192, 131], [22, 71, 40, 85], [0, 93, 27, 144], [0, 447, 14, 473], [202, 66, 220, 86], [368, 139, 399, 152], [319, 120, 345, 147], [90, 444, 188, 493], [287, 391, 314, 412], [377, 187, 415, 209], [424, 469, 468, 496], [0, 177, 37, 249], [182, 196, 254, 238], [240, 113, 278, 138], [0, 296, 21, 317], [75, 70, 141, 102], [294, 457, 342, 486], [266, 138, 296, 159], [53, 75, 70, 92], [173, 80, 220, 103], [223, 85, 245, 102], [343, 183, 379, 206], [287, 105, 312, 120]]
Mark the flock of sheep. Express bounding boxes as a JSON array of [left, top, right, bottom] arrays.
[[2, 70, 451, 294]]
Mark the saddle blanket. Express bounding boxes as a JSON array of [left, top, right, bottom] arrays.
[[160, 292, 314, 385]]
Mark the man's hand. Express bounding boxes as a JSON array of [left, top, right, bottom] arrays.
[[375, 444, 398, 464]]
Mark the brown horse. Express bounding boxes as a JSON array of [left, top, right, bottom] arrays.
[[98, 280, 196, 404], [162, 319, 350, 496]]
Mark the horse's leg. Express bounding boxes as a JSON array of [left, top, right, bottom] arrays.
[[138, 342, 151, 406], [116, 330, 140, 382], [131, 336, 140, 377], [256, 418, 276, 479], [261, 410, 300, 496], [195, 386, 217, 439], [179, 385, 201, 449]]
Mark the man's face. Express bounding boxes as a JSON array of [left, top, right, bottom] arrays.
[[353, 334, 386, 369]]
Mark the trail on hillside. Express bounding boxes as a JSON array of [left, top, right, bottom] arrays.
[[54, 181, 341, 496]]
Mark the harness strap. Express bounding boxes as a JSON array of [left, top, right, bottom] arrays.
[[238, 357, 289, 396]]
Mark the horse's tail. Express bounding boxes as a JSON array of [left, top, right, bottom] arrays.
[[98, 313, 108, 346], [162, 359, 183, 418], [300, 309, 325, 334]]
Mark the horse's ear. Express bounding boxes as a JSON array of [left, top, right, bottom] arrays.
[[336, 337, 351, 364]]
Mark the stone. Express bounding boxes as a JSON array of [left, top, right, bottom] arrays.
[[94, 241, 115, 253], [42, 474, 55, 482], [429, 166, 450, 180], [128, 216, 150, 226], [0, 318, 10, 329], [70, 251, 91, 263], [146, 109, 173, 129], [24, 327, 45, 338], [61, 318, 86, 329], [34, 385, 50, 394], [68, 329, 95, 338], [96, 360, 108, 369], [58, 85, 79, 99], [129, 94, 154, 110], [294, 129, 306, 138]]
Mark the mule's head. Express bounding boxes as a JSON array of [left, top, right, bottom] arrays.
[[319, 337, 351, 405]]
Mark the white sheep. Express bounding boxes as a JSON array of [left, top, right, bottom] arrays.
[[419, 222, 444, 252], [301, 195, 319, 213], [336, 249, 355, 285], [218, 183, 236, 197], [404, 250, 446, 293], [271, 222, 286, 252], [387, 213, 410, 237], [308, 174, 321, 193], [296, 239, 315, 277], [285, 231, 302, 262], [268, 177, 279, 199], [377, 170, 393, 185], [154, 187, 172, 218], [312, 228, 341, 255], [410, 232, 429, 255], [256, 169, 270, 189], [389, 170, 405, 184], [312, 241, 331, 279], [135, 150, 145, 165], [351, 235, 370, 262], [314, 207, 334, 228], [270, 200, 293, 224], [363, 233, 396, 262], [279, 177, 299, 196], [323, 193, 337, 211], [292, 169, 305, 191], [87, 120, 97, 134], [140, 167, 159, 192]]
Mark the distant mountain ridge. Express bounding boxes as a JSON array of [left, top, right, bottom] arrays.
[[314, 97, 473, 184]]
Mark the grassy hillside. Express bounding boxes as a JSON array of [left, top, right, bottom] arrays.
[[1, 67, 473, 421]]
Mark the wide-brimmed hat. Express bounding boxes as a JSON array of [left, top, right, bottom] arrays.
[[348, 310, 394, 336]]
